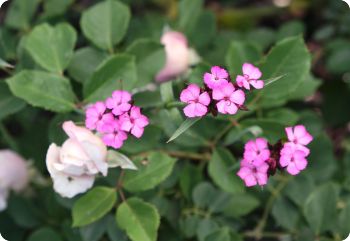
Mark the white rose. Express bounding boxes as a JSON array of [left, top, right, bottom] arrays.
[[46, 121, 107, 198], [0, 150, 29, 211]]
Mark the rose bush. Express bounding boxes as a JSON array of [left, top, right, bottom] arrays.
[[0, 0, 350, 241]]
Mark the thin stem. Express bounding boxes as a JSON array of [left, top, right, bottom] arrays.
[[249, 176, 291, 239], [116, 170, 126, 202], [211, 117, 240, 147], [0, 122, 19, 152]]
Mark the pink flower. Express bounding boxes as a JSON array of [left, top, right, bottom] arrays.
[[102, 120, 128, 149], [280, 145, 308, 175], [85, 102, 112, 131], [106, 90, 132, 116], [156, 31, 190, 82], [120, 106, 149, 138], [203, 66, 229, 89], [285, 125, 313, 155], [180, 84, 210, 118], [0, 150, 29, 211], [212, 82, 245, 115], [236, 63, 264, 90], [243, 138, 270, 166], [237, 160, 269, 187]]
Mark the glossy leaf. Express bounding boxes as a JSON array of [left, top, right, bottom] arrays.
[[6, 70, 76, 112], [116, 198, 160, 241], [80, 0, 130, 51], [123, 152, 176, 192], [72, 187, 117, 227]]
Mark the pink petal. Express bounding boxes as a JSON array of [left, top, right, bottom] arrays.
[[299, 133, 313, 145], [203, 73, 213, 87], [194, 103, 208, 117], [230, 90, 245, 105], [250, 80, 264, 89], [212, 88, 225, 100], [258, 149, 270, 162], [225, 102, 238, 115], [257, 163, 269, 173], [183, 104, 197, 118], [222, 82, 235, 96], [255, 138, 268, 150], [131, 126, 144, 138], [216, 100, 226, 114], [135, 116, 149, 128], [286, 162, 300, 175], [279, 154, 291, 167], [256, 172, 268, 186], [244, 150, 257, 162], [120, 91, 132, 103], [198, 92, 210, 106], [237, 166, 252, 178], [295, 156, 307, 171], [120, 119, 133, 132], [242, 63, 262, 79], [94, 102, 106, 114], [293, 125, 308, 139], [236, 75, 246, 88], [244, 174, 258, 187], [285, 127, 294, 141]]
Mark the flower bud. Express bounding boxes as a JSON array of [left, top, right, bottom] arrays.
[[0, 150, 29, 211], [156, 31, 190, 82]]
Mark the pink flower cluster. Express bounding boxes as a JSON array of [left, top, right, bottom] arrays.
[[180, 63, 264, 118], [85, 90, 149, 149], [237, 125, 313, 187]]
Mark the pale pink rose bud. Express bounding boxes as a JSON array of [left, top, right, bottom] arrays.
[[156, 31, 190, 82], [0, 150, 29, 211], [46, 121, 108, 198]]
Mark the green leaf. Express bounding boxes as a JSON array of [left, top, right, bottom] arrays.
[[5, 0, 40, 31], [266, 108, 299, 126], [223, 193, 260, 217], [260, 36, 311, 102], [83, 54, 137, 102], [304, 183, 339, 234], [68, 47, 108, 83], [41, 0, 74, 18], [25, 23, 77, 73], [0, 82, 26, 121], [167, 118, 201, 143], [272, 196, 299, 231], [196, 219, 219, 241], [204, 228, 231, 241], [284, 174, 315, 206], [0, 28, 18, 60], [192, 182, 231, 213], [338, 200, 350, 239], [27, 227, 63, 241], [208, 148, 244, 194], [72, 187, 117, 227], [123, 152, 176, 192], [178, 0, 203, 33], [80, 215, 109, 241], [225, 41, 261, 74], [288, 74, 321, 100], [240, 119, 285, 143], [6, 70, 76, 112], [180, 215, 200, 238], [180, 163, 203, 199], [277, 20, 305, 41], [81, 0, 130, 51], [126, 38, 165, 86], [116, 198, 160, 241]]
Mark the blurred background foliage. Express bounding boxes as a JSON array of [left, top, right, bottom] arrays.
[[0, 0, 350, 241]]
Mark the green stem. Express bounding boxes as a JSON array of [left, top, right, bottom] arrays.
[[0, 122, 19, 152]]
